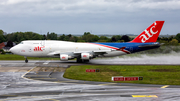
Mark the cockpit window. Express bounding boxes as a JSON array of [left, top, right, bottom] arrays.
[[19, 42, 23, 44]]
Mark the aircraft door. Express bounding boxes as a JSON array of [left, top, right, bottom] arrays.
[[40, 41, 46, 55], [41, 41, 45, 46]]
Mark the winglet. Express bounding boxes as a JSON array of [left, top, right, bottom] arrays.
[[131, 21, 165, 43]]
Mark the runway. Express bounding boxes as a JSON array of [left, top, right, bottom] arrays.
[[0, 57, 180, 100]]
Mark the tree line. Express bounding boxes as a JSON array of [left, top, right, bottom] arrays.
[[0, 29, 180, 45]]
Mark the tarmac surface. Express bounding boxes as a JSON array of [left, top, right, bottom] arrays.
[[0, 60, 180, 101]]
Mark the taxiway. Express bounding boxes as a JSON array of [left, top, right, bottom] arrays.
[[0, 60, 180, 101]]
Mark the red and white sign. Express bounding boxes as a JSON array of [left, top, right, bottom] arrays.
[[113, 77, 124, 81], [125, 77, 139, 81], [112, 76, 140, 81], [86, 69, 96, 72]]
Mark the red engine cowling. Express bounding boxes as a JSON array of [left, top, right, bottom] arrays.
[[81, 53, 92, 60], [60, 54, 68, 61]]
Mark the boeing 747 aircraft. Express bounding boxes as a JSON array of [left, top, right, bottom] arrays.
[[10, 21, 164, 63]]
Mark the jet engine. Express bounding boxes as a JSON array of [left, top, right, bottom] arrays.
[[60, 54, 74, 61], [60, 54, 68, 61], [81, 53, 93, 60]]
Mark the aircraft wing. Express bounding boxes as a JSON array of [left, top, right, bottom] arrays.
[[47, 51, 61, 56], [73, 50, 112, 55], [47, 47, 127, 57], [47, 50, 113, 57]]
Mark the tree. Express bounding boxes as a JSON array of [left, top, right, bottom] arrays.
[[168, 36, 174, 42], [58, 34, 65, 40], [84, 32, 91, 36], [99, 36, 108, 40], [0, 35, 5, 43], [0, 30, 6, 43], [77, 40, 85, 42], [67, 34, 72, 38], [32, 34, 42, 40], [47, 32, 57, 40], [43, 34, 47, 40], [92, 35, 99, 42], [111, 36, 117, 42], [5, 41, 13, 47], [175, 33, 180, 43], [169, 39, 179, 45], [0, 49, 5, 54], [0, 30, 3, 35], [120, 35, 130, 42], [113, 35, 121, 41]]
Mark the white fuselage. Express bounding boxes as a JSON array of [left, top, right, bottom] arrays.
[[10, 40, 127, 58]]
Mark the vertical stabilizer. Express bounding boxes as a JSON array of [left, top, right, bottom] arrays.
[[131, 21, 164, 43]]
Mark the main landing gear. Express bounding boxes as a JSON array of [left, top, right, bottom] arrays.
[[77, 58, 82, 63], [76, 58, 89, 63], [25, 57, 28, 63]]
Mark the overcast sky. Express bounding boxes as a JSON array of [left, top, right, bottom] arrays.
[[0, 0, 180, 35]]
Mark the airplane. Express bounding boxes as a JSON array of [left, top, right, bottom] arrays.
[[10, 21, 164, 63]]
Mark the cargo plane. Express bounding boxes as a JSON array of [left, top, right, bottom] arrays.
[[10, 21, 164, 63]]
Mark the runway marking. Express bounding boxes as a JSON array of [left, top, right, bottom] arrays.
[[48, 99, 60, 101], [99, 83, 117, 86], [0, 96, 40, 101], [25, 75, 48, 77], [56, 80, 79, 83], [132, 95, 158, 98], [21, 67, 36, 78], [43, 60, 50, 64], [161, 85, 169, 88], [30, 77, 56, 79]]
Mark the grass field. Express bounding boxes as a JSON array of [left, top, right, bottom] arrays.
[[0, 54, 59, 60], [64, 65, 180, 85]]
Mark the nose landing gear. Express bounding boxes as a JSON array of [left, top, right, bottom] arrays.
[[25, 57, 28, 63]]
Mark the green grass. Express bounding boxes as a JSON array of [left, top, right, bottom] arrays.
[[0, 54, 59, 60], [64, 65, 180, 85]]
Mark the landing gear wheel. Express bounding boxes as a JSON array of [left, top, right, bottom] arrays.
[[25, 58, 28, 63], [83, 60, 89, 63], [77, 58, 82, 63]]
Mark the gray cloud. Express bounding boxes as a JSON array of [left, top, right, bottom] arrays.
[[0, 0, 180, 35]]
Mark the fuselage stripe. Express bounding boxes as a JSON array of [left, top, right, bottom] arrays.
[[88, 43, 131, 54], [88, 43, 118, 50]]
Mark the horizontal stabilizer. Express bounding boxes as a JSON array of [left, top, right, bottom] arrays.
[[138, 43, 162, 48]]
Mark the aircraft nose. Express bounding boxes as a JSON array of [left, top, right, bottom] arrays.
[[10, 46, 18, 54], [10, 47, 15, 53]]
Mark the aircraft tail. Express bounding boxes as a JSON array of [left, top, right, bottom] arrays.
[[131, 21, 165, 43]]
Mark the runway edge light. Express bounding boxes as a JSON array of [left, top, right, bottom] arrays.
[[96, 69, 100, 72], [139, 77, 143, 80]]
